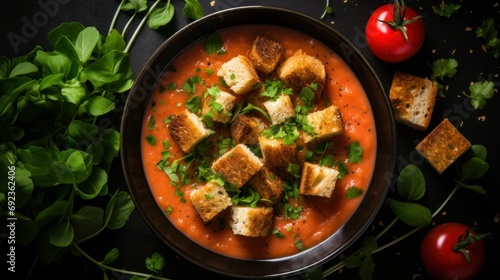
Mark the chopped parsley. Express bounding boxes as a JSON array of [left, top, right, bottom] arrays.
[[346, 186, 363, 199], [463, 81, 496, 109], [348, 141, 363, 163], [432, 1, 461, 17]]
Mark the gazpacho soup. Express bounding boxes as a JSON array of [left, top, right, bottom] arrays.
[[141, 25, 376, 260]]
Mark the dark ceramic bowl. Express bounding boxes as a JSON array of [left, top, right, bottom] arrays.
[[121, 6, 396, 279]]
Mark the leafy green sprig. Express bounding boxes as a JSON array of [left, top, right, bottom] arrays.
[[476, 18, 500, 58], [0, 0, 203, 278], [432, 1, 461, 18], [320, 145, 489, 279]]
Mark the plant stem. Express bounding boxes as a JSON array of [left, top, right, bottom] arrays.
[[71, 243, 171, 280], [321, 0, 330, 19], [122, 12, 137, 37], [109, 0, 126, 34], [124, 0, 162, 53]]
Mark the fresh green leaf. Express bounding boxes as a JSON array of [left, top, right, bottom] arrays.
[[183, 0, 204, 20], [397, 164, 425, 201], [471, 144, 487, 161], [15, 213, 39, 246], [385, 198, 432, 227], [105, 191, 135, 230], [71, 206, 104, 241], [463, 80, 496, 109], [49, 220, 75, 247], [431, 58, 458, 81], [47, 22, 85, 48], [74, 27, 100, 63], [101, 248, 120, 265], [102, 29, 126, 55], [121, 0, 148, 12], [145, 252, 166, 273], [204, 32, 224, 55], [185, 95, 202, 113], [61, 78, 87, 105], [88, 95, 116, 116], [348, 141, 363, 163], [459, 157, 489, 183], [9, 62, 38, 77], [476, 18, 500, 58], [75, 167, 109, 200], [147, 1, 175, 30], [432, 2, 461, 17], [84, 50, 133, 91], [346, 186, 363, 199]]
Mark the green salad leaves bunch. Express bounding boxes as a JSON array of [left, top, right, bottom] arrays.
[[1, 0, 202, 278]]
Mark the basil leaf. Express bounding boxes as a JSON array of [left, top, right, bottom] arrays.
[[102, 29, 126, 55], [183, 0, 204, 20], [47, 21, 85, 47], [9, 62, 38, 77], [75, 167, 109, 200], [121, 0, 148, 12], [71, 206, 104, 241], [385, 198, 432, 227], [88, 95, 115, 116], [105, 191, 135, 230], [397, 164, 425, 201], [460, 157, 489, 183], [101, 248, 120, 265], [147, 2, 175, 30], [49, 221, 75, 247], [74, 27, 100, 63]]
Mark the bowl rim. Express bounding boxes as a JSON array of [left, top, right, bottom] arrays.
[[120, 5, 396, 279]]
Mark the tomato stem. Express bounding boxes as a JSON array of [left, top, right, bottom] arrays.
[[453, 230, 493, 262], [378, 0, 423, 42]]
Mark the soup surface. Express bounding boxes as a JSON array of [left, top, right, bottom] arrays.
[[141, 25, 376, 259]]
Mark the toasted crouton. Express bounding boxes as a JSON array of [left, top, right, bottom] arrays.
[[230, 114, 266, 145], [228, 206, 274, 237], [211, 144, 263, 188], [303, 105, 344, 144], [299, 162, 339, 198], [190, 182, 232, 222], [218, 55, 260, 95], [202, 90, 236, 123], [247, 166, 285, 205], [263, 94, 296, 125], [168, 110, 211, 153], [389, 71, 438, 130], [416, 118, 471, 174], [277, 50, 326, 98], [249, 35, 284, 73], [258, 136, 302, 180]]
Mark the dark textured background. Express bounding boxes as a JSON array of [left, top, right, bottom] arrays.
[[1, 0, 499, 279]]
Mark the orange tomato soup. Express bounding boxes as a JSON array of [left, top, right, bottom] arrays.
[[141, 25, 376, 259]]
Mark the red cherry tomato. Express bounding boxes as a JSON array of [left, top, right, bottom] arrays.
[[365, 2, 425, 62], [420, 223, 486, 280]]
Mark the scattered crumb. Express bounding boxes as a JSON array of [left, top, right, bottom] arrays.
[[469, 49, 474, 53], [431, 220, 436, 226], [210, 1, 215, 7], [465, 27, 472, 31], [441, 211, 447, 216], [478, 116, 486, 121], [451, 49, 456, 55], [412, 273, 421, 279], [396, 251, 401, 256], [378, 221, 384, 227], [482, 45, 488, 53], [432, 49, 436, 54]]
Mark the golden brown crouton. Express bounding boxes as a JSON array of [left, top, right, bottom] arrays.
[[230, 114, 266, 145], [228, 206, 274, 237], [190, 182, 232, 223], [249, 35, 284, 73], [217, 55, 260, 95], [168, 110, 211, 153], [201, 90, 236, 124], [416, 118, 471, 174], [277, 50, 326, 98], [389, 71, 438, 130], [299, 162, 339, 198], [258, 136, 302, 181], [303, 105, 344, 144], [263, 94, 296, 125], [211, 144, 263, 188], [247, 166, 285, 205]]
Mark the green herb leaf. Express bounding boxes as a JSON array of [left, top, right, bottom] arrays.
[[432, 2, 461, 17], [104, 191, 135, 230], [348, 141, 363, 163], [101, 248, 120, 265], [397, 164, 425, 201], [121, 0, 148, 12], [146, 252, 166, 273], [204, 32, 224, 55], [459, 157, 489, 183], [71, 206, 104, 241], [183, 0, 204, 20], [74, 27, 100, 63], [346, 186, 363, 199], [463, 80, 496, 109], [49, 220, 75, 247], [431, 58, 458, 81], [147, 2, 175, 30], [385, 198, 432, 227], [88, 95, 116, 116]]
